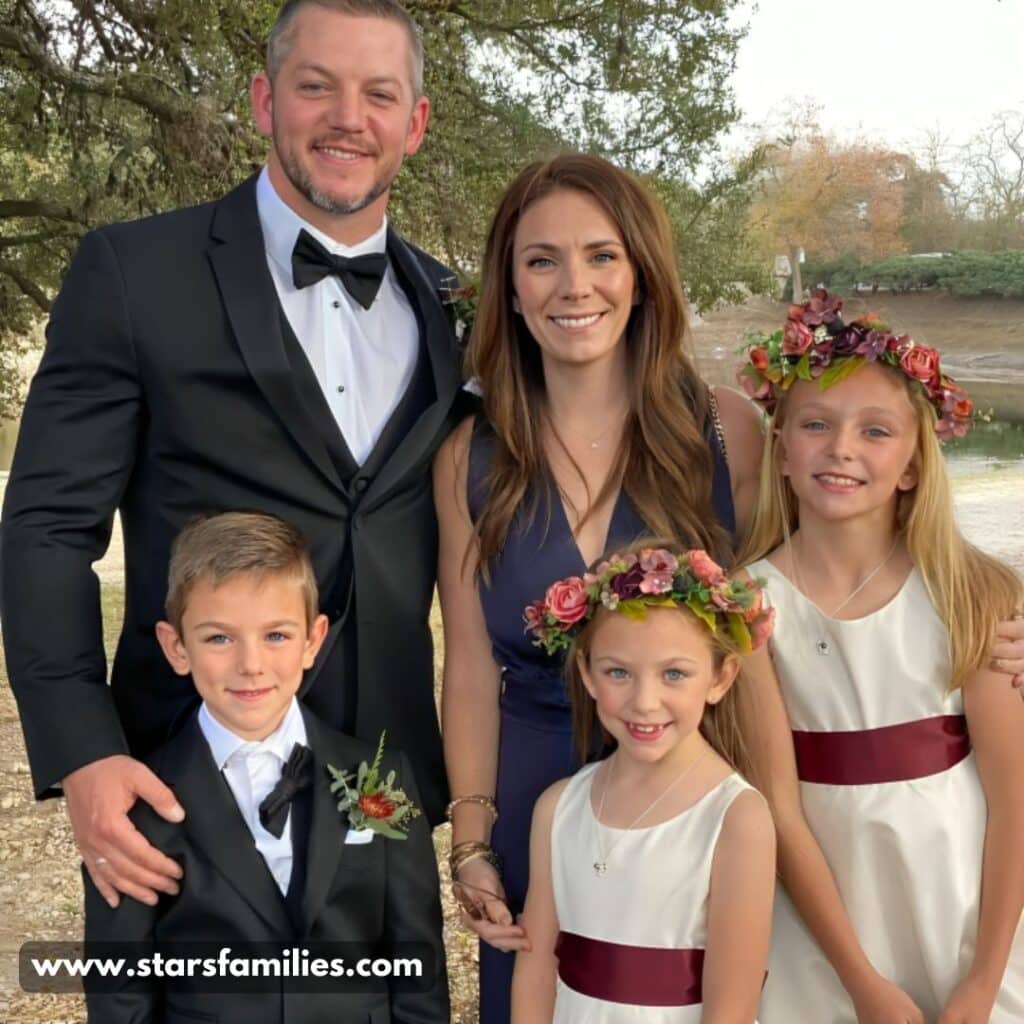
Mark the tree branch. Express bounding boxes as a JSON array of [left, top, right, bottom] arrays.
[[0, 261, 52, 313], [0, 228, 77, 248], [0, 199, 83, 222]]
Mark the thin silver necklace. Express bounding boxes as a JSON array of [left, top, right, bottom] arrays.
[[552, 411, 628, 450], [592, 747, 711, 876], [792, 535, 900, 655]]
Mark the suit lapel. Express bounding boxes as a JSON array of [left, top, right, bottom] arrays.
[[162, 717, 295, 938], [207, 175, 347, 497], [299, 712, 353, 937], [358, 230, 461, 514]]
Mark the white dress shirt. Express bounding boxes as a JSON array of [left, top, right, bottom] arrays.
[[256, 167, 419, 465], [198, 698, 308, 895]]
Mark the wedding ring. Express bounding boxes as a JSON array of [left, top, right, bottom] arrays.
[[94, 856, 109, 866]]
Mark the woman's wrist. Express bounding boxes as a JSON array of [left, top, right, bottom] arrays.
[[449, 796, 497, 844]]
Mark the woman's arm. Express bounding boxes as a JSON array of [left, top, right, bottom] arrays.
[[712, 385, 764, 542], [511, 779, 567, 1024], [434, 419, 525, 951], [701, 789, 775, 1023], [939, 664, 1024, 1024], [738, 646, 925, 1024]]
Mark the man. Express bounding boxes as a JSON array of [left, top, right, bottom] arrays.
[[2, 0, 462, 910]]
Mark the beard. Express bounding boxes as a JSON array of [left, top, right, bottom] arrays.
[[276, 137, 397, 216]]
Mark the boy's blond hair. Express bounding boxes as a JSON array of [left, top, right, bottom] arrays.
[[165, 512, 319, 633]]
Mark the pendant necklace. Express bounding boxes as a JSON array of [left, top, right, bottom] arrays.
[[592, 747, 711, 876], [793, 536, 900, 656], [553, 411, 628, 451]]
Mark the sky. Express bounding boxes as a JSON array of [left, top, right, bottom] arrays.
[[728, 0, 1024, 153]]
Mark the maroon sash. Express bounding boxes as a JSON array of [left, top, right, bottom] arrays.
[[792, 714, 970, 785], [555, 931, 703, 1006]]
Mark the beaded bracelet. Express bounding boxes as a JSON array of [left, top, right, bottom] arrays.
[[449, 840, 501, 879], [445, 794, 498, 824]]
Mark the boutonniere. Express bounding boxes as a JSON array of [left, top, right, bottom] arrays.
[[327, 732, 421, 840], [439, 275, 478, 346]]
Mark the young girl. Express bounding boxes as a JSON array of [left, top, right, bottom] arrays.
[[510, 543, 776, 1022], [737, 291, 1024, 1023]]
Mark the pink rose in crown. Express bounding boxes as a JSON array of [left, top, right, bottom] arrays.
[[900, 344, 940, 385], [742, 586, 764, 622], [639, 548, 679, 574], [688, 550, 727, 587], [782, 319, 815, 356], [544, 577, 589, 626], [740, 373, 773, 403]]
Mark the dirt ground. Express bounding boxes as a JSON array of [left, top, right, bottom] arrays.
[[1, 292, 1022, 1022]]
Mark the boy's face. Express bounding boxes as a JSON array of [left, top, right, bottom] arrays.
[[156, 573, 328, 741]]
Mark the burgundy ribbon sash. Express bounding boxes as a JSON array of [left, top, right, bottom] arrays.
[[555, 931, 703, 1006], [792, 714, 970, 785]]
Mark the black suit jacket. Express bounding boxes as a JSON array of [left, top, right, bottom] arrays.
[[83, 709, 449, 1024], [1, 174, 464, 823]]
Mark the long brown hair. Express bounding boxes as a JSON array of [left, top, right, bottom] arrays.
[[467, 153, 730, 576], [738, 368, 1022, 689]]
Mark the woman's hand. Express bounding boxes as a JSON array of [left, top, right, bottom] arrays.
[[937, 973, 998, 1024], [453, 857, 530, 953], [850, 971, 925, 1024]]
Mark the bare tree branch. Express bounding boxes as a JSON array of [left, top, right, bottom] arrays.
[[0, 260, 52, 312], [0, 199, 83, 222]]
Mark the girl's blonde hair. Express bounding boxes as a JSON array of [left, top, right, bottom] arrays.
[[565, 541, 752, 776], [738, 367, 1022, 689]]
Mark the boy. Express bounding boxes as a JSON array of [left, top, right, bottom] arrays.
[[83, 511, 449, 1023]]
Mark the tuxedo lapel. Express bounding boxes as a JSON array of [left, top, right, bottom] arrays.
[[359, 230, 461, 514], [162, 716, 295, 938], [299, 712, 351, 938], [207, 176, 347, 497]]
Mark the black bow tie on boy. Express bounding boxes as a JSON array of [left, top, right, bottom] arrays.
[[258, 742, 316, 839], [291, 228, 388, 310]]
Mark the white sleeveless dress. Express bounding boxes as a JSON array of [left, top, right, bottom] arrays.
[[551, 762, 759, 1022], [751, 559, 1024, 1023]]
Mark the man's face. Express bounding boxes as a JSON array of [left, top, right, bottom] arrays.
[[251, 8, 429, 241]]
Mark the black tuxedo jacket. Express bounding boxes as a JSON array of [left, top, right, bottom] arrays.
[[1, 174, 465, 823], [83, 709, 449, 1023]]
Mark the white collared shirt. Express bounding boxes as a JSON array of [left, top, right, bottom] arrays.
[[198, 698, 309, 895], [256, 167, 419, 465]]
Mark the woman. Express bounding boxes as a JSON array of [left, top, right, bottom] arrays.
[[433, 153, 764, 1023]]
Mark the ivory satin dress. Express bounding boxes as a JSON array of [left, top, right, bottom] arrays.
[[550, 762, 759, 1022], [751, 559, 1024, 1023]]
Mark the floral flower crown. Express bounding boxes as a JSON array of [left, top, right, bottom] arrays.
[[524, 548, 774, 657], [736, 288, 972, 440]]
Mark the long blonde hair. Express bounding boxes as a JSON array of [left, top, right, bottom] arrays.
[[738, 368, 1022, 688], [467, 153, 730, 576]]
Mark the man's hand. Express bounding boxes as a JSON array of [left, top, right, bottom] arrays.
[[63, 755, 185, 908]]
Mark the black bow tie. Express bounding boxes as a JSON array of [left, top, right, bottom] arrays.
[[291, 228, 387, 310], [258, 742, 316, 839]]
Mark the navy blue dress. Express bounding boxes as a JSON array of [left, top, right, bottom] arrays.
[[466, 415, 736, 1024]]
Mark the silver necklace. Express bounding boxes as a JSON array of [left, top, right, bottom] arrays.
[[592, 748, 711, 876], [793, 536, 900, 656], [553, 411, 628, 450]]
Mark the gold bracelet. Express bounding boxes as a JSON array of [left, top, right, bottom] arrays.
[[445, 794, 498, 824], [449, 840, 501, 878]]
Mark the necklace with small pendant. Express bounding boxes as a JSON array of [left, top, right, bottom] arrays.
[[793, 537, 900, 656], [592, 748, 710, 876]]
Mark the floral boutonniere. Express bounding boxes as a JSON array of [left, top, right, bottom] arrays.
[[439, 275, 478, 346], [327, 732, 420, 840]]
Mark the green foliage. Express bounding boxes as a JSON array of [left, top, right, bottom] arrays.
[[0, 0, 759, 413], [787, 250, 1024, 300]]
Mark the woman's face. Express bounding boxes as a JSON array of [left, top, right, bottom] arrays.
[[511, 188, 637, 372]]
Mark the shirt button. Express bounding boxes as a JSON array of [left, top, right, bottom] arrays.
[[332, 300, 341, 309], [337, 385, 345, 393]]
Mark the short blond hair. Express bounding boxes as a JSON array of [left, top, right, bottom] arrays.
[[165, 512, 319, 634]]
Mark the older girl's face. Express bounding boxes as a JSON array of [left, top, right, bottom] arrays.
[[511, 188, 637, 372]]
